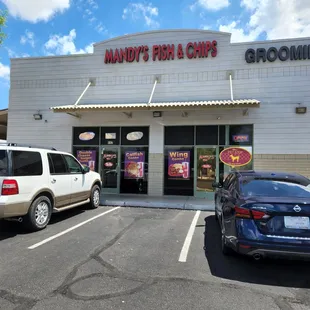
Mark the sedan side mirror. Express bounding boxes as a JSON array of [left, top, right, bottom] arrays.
[[82, 166, 90, 174], [212, 181, 222, 188]]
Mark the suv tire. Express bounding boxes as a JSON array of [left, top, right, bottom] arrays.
[[24, 196, 52, 231], [89, 185, 101, 209]]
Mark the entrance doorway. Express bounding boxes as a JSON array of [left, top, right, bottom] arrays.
[[194, 147, 219, 199], [101, 147, 120, 194]]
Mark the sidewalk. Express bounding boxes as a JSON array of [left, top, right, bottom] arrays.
[[100, 193, 215, 211]]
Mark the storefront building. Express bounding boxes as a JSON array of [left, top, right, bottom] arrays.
[[7, 29, 310, 199]]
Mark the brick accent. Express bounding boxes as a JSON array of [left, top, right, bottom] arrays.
[[254, 154, 310, 178], [148, 153, 164, 196]]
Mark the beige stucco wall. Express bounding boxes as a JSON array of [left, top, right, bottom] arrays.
[[254, 154, 310, 178]]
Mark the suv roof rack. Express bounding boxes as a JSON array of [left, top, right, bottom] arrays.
[[0, 143, 57, 151]]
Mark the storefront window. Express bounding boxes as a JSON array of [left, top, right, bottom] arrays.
[[219, 145, 253, 176], [234, 146, 253, 171], [165, 126, 194, 146], [229, 124, 253, 146], [101, 127, 120, 145], [72, 146, 99, 172], [196, 126, 218, 145], [120, 147, 148, 194], [164, 147, 194, 196], [121, 126, 149, 146], [73, 127, 100, 146], [219, 125, 226, 145]]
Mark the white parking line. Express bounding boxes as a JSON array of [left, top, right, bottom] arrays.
[[28, 207, 121, 250], [178, 210, 201, 262]]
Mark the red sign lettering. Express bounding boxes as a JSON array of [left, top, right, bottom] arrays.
[[104, 40, 218, 64]]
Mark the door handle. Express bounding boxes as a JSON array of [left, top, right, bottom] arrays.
[[51, 179, 56, 184], [74, 177, 78, 181]]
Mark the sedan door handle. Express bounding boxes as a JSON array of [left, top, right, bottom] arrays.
[[74, 177, 78, 181], [51, 179, 56, 184]]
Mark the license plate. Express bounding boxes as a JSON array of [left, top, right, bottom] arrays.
[[284, 216, 310, 229]]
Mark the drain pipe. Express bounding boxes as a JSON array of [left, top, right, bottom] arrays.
[[148, 77, 158, 105], [229, 74, 234, 101], [74, 81, 92, 106]]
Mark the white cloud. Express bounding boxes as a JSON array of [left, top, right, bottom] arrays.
[[1, 0, 70, 23], [95, 22, 106, 34], [218, 0, 310, 42], [87, 0, 98, 10], [83, 43, 94, 54], [6, 48, 30, 58], [0, 63, 10, 81], [20, 30, 35, 47], [78, 0, 99, 25], [191, 0, 230, 11], [201, 25, 212, 30], [241, 0, 259, 10], [44, 29, 94, 55], [219, 21, 260, 42], [122, 2, 159, 28]]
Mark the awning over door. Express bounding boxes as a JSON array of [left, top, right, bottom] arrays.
[[50, 99, 260, 113]]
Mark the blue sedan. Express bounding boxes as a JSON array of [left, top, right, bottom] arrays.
[[213, 170, 310, 261]]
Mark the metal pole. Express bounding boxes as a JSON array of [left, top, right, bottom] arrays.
[[148, 78, 158, 104], [229, 74, 234, 101], [74, 82, 92, 106]]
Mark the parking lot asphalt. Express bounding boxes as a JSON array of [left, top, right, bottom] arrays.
[[1, 206, 310, 310]]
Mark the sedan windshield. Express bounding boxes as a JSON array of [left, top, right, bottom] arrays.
[[240, 178, 310, 198]]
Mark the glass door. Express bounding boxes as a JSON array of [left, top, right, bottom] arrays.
[[101, 147, 120, 194], [194, 147, 219, 199]]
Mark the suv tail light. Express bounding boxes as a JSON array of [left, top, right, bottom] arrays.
[[2, 180, 19, 195], [235, 206, 268, 220]]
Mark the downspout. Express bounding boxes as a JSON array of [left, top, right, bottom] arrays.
[[229, 74, 234, 101], [74, 82, 92, 106], [148, 77, 158, 106]]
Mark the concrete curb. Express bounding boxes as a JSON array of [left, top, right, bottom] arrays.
[[100, 195, 215, 211]]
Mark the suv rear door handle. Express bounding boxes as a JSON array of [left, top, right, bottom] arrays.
[[51, 179, 56, 184], [74, 177, 78, 181]]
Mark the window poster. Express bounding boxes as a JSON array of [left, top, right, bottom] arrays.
[[168, 151, 190, 179], [124, 151, 145, 179], [77, 150, 96, 171], [103, 152, 118, 171]]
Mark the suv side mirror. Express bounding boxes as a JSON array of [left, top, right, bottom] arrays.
[[212, 181, 222, 188], [82, 166, 90, 174]]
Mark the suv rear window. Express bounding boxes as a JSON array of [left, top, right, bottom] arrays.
[[12, 151, 43, 176], [0, 150, 8, 176]]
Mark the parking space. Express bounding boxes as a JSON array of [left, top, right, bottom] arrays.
[[0, 206, 310, 310]]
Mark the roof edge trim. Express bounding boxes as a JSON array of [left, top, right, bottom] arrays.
[[93, 29, 232, 47]]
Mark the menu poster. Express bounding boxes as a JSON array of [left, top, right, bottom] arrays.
[[77, 150, 96, 171], [124, 151, 145, 179], [168, 151, 190, 179]]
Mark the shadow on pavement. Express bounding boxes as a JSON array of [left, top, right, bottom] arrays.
[[0, 207, 87, 240], [0, 220, 20, 241], [49, 207, 86, 225], [204, 215, 310, 289]]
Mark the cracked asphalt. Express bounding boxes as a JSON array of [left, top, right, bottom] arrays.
[[1, 206, 310, 310]]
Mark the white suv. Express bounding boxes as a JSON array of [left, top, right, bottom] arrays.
[[0, 143, 102, 231]]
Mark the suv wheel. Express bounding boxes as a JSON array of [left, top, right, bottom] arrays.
[[24, 196, 52, 231], [89, 185, 101, 209]]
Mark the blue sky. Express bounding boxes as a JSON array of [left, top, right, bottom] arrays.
[[0, 0, 310, 109]]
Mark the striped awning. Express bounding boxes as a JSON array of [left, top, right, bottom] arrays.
[[50, 99, 260, 112]]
